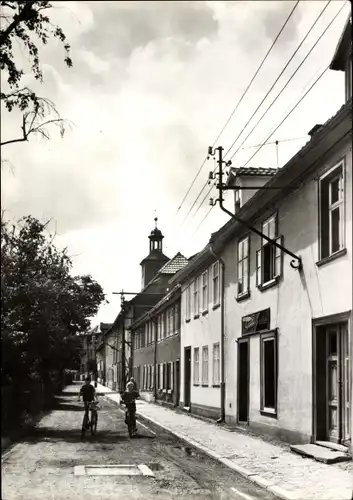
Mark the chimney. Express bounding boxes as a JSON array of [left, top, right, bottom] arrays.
[[308, 124, 323, 138]]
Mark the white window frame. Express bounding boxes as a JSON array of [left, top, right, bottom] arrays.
[[175, 302, 180, 333], [256, 213, 282, 287], [319, 162, 345, 259], [202, 346, 209, 386], [201, 270, 208, 312], [260, 331, 277, 414], [193, 278, 199, 317], [212, 262, 220, 306], [185, 286, 191, 321], [193, 347, 200, 385], [237, 235, 250, 297], [212, 343, 220, 386]]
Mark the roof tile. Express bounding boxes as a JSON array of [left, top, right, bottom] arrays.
[[159, 252, 188, 274]]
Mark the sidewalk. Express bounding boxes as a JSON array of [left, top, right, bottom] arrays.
[[95, 383, 353, 500]]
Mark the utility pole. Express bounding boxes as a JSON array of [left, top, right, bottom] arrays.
[[207, 145, 302, 270], [121, 292, 126, 392]]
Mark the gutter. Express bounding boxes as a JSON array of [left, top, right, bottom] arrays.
[[209, 246, 226, 424]]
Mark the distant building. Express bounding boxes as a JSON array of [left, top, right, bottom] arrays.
[[130, 252, 188, 405]]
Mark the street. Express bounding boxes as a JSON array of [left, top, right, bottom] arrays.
[[2, 384, 277, 500]]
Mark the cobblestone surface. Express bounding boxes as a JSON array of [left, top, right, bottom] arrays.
[[96, 384, 353, 500], [2, 384, 278, 500]]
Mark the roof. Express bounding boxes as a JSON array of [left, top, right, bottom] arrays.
[[330, 16, 351, 71], [158, 252, 188, 274], [100, 322, 112, 332], [129, 284, 181, 330], [230, 167, 278, 177]]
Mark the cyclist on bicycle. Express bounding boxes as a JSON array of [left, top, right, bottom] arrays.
[[78, 377, 98, 406], [121, 381, 139, 434]]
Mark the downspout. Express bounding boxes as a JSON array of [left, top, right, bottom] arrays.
[[210, 246, 226, 423]]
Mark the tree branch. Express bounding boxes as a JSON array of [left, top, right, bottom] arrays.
[[0, 1, 37, 47]]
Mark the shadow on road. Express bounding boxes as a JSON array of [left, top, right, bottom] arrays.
[[21, 427, 155, 445]]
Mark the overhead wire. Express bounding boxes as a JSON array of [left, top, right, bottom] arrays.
[[186, 1, 347, 234], [241, 64, 330, 170], [175, 0, 300, 216], [227, 0, 348, 162], [223, 0, 332, 159]]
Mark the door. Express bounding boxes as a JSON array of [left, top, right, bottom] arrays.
[[325, 323, 350, 444], [238, 339, 249, 423], [175, 360, 180, 407], [184, 348, 191, 408]]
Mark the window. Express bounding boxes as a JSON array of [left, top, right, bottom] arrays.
[[202, 346, 209, 385], [201, 270, 208, 311], [193, 278, 199, 317], [161, 312, 165, 339], [169, 307, 174, 335], [193, 347, 200, 384], [256, 214, 282, 287], [212, 262, 220, 305], [212, 343, 220, 386], [237, 236, 249, 296], [158, 363, 163, 390], [319, 163, 344, 259], [157, 315, 162, 341], [175, 302, 180, 332], [260, 332, 277, 413], [163, 311, 168, 338], [185, 286, 191, 321], [145, 323, 149, 345]]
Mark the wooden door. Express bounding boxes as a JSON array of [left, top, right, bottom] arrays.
[[327, 325, 340, 442], [184, 348, 191, 407], [237, 339, 249, 423]]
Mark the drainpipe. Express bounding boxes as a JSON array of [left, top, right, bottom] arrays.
[[210, 246, 226, 423]]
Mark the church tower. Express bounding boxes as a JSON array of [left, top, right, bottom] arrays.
[[140, 218, 170, 289]]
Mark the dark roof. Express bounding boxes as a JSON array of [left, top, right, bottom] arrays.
[[100, 322, 112, 332], [230, 167, 278, 177], [158, 252, 188, 274], [330, 17, 351, 71], [140, 251, 170, 264], [149, 227, 163, 239]]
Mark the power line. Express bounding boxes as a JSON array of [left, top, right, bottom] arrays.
[[180, 0, 346, 231], [242, 64, 329, 169], [175, 0, 300, 216], [224, 0, 331, 159], [190, 65, 330, 237], [227, 0, 347, 162]]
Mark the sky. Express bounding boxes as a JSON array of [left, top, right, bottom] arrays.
[[1, 0, 350, 326]]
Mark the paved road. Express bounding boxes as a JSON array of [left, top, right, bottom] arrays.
[[2, 386, 277, 500]]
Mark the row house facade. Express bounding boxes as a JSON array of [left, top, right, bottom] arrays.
[[171, 52, 351, 455], [130, 283, 183, 406], [167, 16, 352, 452]]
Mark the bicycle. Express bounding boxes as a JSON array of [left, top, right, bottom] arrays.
[[81, 401, 99, 438], [123, 404, 137, 438]]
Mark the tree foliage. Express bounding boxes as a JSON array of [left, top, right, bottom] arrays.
[[1, 214, 105, 386], [0, 1, 73, 146]]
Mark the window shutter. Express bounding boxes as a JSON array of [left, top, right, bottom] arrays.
[[152, 365, 155, 389], [161, 364, 164, 390], [274, 235, 283, 278], [171, 362, 174, 391], [256, 248, 262, 286]]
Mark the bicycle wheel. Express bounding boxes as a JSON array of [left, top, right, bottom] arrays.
[[91, 411, 98, 435]]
